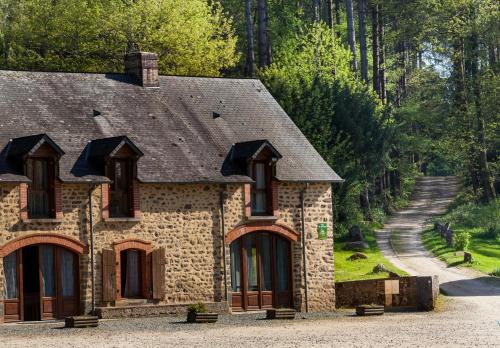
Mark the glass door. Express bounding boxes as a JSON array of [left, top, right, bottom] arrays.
[[57, 248, 78, 318], [243, 235, 260, 310], [230, 232, 292, 311], [3, 251, 21, 322], [39, 245, 56, 320]]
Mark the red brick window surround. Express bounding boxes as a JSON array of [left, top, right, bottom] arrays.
[[245, 168, 279, 219], [102, 158, 141, 220], [22, 159, 63, 221]]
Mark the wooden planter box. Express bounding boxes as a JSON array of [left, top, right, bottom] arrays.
[[187, 312, 218, 323], [65, 315, 99, 328], [355, 305, 384, 316], [266, 308, 296, 320]]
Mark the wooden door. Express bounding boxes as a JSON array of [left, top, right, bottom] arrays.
[[230, 233, 292, 311], [39, 245, 56, 320], [3, 250, 22, 322], [56, 247, 79, 318], [242, 234, 260, 310], [273, 237, 292, 308]]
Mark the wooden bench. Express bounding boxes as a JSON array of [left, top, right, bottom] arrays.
[[65, 315, 99, 328], [266, 308, 296, 320]]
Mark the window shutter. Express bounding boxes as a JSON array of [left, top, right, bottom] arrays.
[[102, 249, 116, 302], [54, 179, 63, 219], [151, 247, 166, 300], [101, 183, 109, 220], [19, 183, 28, 221]]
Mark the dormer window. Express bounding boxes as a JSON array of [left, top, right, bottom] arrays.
[[251, 161, 271, 215], [88, 136, 143, 220], [230, 140, 282, 218], [108, 159, 133, 217], [26, 158, 55, 218], [6, 134, 64, 221]]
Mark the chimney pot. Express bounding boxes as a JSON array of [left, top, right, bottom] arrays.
[[124, 52, 159, 87]]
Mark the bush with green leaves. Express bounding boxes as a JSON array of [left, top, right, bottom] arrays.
[[187, 302, 208, 314], [454, 232, 471, 251]]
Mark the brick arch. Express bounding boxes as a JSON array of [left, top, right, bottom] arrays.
[[0, 233, 87, 257], [225, 221, 299, 244], [113, 238, 152, 254]]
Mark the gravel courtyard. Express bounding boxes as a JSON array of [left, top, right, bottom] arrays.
[[1, 296, 499, 348]]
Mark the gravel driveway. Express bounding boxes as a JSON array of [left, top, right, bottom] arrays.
[[1, 303, 499, 348], [376, 176, 500, 327]]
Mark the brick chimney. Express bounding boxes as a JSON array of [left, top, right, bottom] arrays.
[[124, 52, 159, 87]]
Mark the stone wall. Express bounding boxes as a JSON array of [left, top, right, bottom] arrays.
[[0, 180, 335, 321], [276, 183, 335, 312], [336, 276, 439, 311]]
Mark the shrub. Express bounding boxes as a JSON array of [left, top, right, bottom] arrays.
[[454, 232, 471, 251], [187, 302, 207, 314]]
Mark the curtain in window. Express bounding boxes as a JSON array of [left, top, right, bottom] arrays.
[[260, 235, 272, 291], [252, 163, 267, 213], [29, 159, 50, 217], [40, 245, 55, 297], [230, 240, 241, 292], [124, 250, 140, 297], [60, 249, 75, 297], [245, 237, 258, 291], [3, 252, 18, 299], [276, 238, 289, 292]]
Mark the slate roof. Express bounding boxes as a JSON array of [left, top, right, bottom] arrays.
[[0, 70, 342, 184]]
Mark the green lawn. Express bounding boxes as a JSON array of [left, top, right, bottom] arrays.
[[422, 199, 500, 276], [334, 223, 408, 282]]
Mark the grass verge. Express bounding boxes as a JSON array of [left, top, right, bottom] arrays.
[[334, 223, 408, 282], [421, 197, 499, 276]]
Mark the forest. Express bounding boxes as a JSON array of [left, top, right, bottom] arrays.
[[0, 0, 498, 234]]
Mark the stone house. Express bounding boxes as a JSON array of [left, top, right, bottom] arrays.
[[0, 52, 342, 323]]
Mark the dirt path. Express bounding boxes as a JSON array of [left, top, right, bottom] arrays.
[[376, 176, 500, 312]]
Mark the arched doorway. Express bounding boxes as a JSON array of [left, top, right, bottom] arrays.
[[230, 232, 292, 311], [1, 235, 83, 323]]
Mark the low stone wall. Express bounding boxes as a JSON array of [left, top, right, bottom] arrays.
[[335, 276, 439, 311], [96, 301, 229, 319]]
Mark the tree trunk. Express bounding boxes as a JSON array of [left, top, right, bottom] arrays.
[[326, 0, 334, 28], [257, 0, 271, 67], [471, 33, 496, 202], [452, 40, 479, 194], [378, 12, 386, 103], [371, 5, 380, 95], [245, 0, 256, 77], [345, 0, 358, 72], [335, 0, 341, 25], [313, 0, 321, 22], [358, 0, 368, 83]]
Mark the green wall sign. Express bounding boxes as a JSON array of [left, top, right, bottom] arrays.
[[317, 223, 328, 240]]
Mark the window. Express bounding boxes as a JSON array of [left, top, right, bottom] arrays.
[[251, 162, 272, 215], [108, 159, 132, 217], [26, 158, 55, 218]]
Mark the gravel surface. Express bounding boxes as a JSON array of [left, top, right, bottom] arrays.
[[1, 301, 499, 347]]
